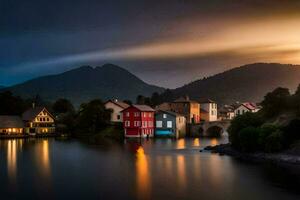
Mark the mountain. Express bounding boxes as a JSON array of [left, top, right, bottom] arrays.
[[167, 63, 300, 105], [0, 86, 5, 89], [2, 64, 164, 105]]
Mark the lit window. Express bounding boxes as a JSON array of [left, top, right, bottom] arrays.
[[126, 112, 130, 117], [167, 121, 172, 128], [163, 114, 167, 118], [156, 121, 162, 128]]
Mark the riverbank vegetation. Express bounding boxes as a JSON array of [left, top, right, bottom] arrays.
[[228, 84, 300, 153]]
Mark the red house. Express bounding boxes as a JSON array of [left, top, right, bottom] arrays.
[[121, 105, 155, 138]]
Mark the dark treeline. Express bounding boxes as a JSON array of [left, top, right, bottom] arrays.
[[229, 83, 300, 153], [135, 89, 175, 106]]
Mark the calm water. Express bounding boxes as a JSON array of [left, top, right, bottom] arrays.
[[0, 137, 299, 200]]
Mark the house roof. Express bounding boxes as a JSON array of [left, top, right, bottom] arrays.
[[198, 98, 216, 104], [156, 110, 184, 117], [174, 96, 199, 103], [200, 108, 209, 114], [241, 102, 258, 111], [0, 116, 24, 128], [105, 99, 130, 109], [121, 104, 155, 112], [22, 107, 54, 121]]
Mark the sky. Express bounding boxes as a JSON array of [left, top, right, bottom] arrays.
[[1, 0, 300, 88]]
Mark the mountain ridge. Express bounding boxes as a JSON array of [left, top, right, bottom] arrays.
[[167, 63, 300, 104], [1, 64, 164, 105]]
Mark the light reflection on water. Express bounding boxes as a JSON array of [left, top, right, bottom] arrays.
[[0, 137, 299, 200], [7, 140, 17, 183]]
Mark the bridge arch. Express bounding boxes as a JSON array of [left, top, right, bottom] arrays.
[[206, 125, 223, 137]]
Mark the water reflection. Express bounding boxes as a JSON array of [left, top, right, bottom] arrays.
[[7, 140, 17, 183], [176, 138, 185, 149], [136, 146, 151, 200], [193, 138, 200, 147], [176, 155, 186, 191], [35, 140, 51, 177]]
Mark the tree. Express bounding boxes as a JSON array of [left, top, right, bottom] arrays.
[[52, 98, 75, 114], [136, 95, 151, 105], [228, 112, 263, 149], [238, 127, 261, 152], [264, 130, 284, 152], [123, 99, 132, 105], [0, 91, 28, 115], [76, 99, 112, 134], [293, 84, 300, 116], [258, 124, 280, 148], [52, 99, 76, 134], [261, 87, 291, 117], [150, 92, 161, 106]]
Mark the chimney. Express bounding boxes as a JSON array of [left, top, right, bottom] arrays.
[[32, 102, 35, 109]]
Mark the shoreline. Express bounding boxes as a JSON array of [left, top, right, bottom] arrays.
[[203, 143, 300, 165]]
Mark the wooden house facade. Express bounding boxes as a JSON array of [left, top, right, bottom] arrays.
[[122, 105, 155, 138]]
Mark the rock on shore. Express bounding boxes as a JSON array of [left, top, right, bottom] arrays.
[[203, 143, 300, 165]]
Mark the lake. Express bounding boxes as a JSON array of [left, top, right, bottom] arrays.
[[0, 137, 299, 200]]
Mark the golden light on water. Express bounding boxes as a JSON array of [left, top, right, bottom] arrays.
[[176, 139, 185, 149], [176, 155, 186, 191], [193, 138, 200, 147], [136, 146, 151, 200], [7, 140, 17, 182]]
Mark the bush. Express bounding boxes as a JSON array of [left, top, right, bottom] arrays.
[[265, 130, 284, 153], [238, 127, 261, 152], [228, 112, 263, 149], [282, 119, 300, 146], [258, 124, 280, 148]]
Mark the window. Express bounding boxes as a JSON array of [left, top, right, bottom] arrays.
[[117, 115, 121, 120], [46, 118, 49, 121], [167, 121, 172, 128], [134, 121, 141, 127], [125, 121, 130, 127], [149, 113, 152, 117], [143, 121, 147, 127], [126, 112, 130, 117], [156, 121, 162, 128], [134, 112, 140, 117], [148, 121, 153, 127], [163, 114, 167, 118], [143, 112, 147, 117]]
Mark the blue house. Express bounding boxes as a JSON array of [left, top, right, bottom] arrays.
[[155, 110, 186, 138]]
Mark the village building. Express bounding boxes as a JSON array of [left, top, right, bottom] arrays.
[[22, 106, 56, 135], [0, 116, 24, 135], [199, 98, 218, 122], [234, 102, 260, 116], [104, 99, 129, 123], [218, 105, 235, 120], [156, 96, 200, 124], [155, 110, 186, 138], [121, 105, 155, 138]]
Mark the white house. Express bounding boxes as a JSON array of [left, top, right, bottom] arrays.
[[234, 102, 260, 116], [199, 98, 218, 122], [104, 99, 130, 123]]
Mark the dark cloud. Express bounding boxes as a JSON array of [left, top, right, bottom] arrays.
[[1, 0, 300, 87]]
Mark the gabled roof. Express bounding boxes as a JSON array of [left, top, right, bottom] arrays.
[[105, 99, 130, 109], [22, 107, 54, 121], [0, 116, 24, 128], [198, 98, 216, 104], [242, 102, 257, 111], [121, 104, 155, 112], [156, 110, 184, 117], [235, 102, 258, 111]]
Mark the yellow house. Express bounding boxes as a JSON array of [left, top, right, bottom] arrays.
[[22, 107, 55, 135], [156, 96, 200, 124], [0, 116, 24, 135]]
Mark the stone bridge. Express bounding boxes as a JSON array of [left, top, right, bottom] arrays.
[[189, 120, 231, 137]]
